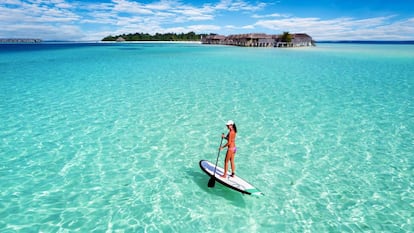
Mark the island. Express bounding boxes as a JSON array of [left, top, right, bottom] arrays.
[[102, 32, 201, 42], [0, 38, 42, 43], [102, 32, 315, 48]]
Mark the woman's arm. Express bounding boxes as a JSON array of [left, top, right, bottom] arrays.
[[220, 142, 228, 150], [220, 131, 235, 149]]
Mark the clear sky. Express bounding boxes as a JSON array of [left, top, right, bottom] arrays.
[[1, 0, 413, 41]]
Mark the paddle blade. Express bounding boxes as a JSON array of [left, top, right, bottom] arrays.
[[208, 177, 215, 188]]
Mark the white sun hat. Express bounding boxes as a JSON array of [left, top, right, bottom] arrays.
[[226, 120, 234, 125]]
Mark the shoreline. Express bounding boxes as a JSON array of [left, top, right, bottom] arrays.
[[99, 40, 201, 44]]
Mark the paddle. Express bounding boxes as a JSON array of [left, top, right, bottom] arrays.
[[208, 134, 225, 188]]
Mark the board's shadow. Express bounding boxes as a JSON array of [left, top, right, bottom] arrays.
[[187, 170, 246, 207]]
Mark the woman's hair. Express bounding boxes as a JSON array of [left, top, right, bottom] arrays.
[[233, 123, 237, 133]]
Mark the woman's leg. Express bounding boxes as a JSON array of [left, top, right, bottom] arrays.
[[229, 153, 235, 177], [221, 150, 231, 178]]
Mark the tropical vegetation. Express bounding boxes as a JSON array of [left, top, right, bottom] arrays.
[[102, 32, 204, 41], [280, 31, 292, 43]]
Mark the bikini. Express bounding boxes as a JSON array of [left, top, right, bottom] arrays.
[[225, 134, 237, 153]]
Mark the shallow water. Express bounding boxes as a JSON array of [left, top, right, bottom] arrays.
[[0, 42, 413, 232]]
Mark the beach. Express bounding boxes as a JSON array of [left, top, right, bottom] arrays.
[[0, 42, 413, 232]]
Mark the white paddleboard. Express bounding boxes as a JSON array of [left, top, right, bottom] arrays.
[[199, 160, 263, 196]]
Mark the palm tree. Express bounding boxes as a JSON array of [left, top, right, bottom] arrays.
[[281, 31, 292, 43]]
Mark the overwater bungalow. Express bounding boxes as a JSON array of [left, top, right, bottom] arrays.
[[225, 33, 274, 47], [201, 33, 314, 48], [275, 33, 314, 47], [201, 34, 226, 44]]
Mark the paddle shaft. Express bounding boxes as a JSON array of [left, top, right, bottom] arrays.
[[212, 135, 225, 178], [208, 134, 225, 187]]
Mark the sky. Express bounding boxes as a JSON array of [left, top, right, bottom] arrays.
[[1, 0, 414, 41]]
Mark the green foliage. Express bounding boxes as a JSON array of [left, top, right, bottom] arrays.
[[281, 31, 292, 42], [102, 32, 205, 41]]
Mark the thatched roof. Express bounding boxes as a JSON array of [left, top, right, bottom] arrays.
[[292, 33, 312, 39]]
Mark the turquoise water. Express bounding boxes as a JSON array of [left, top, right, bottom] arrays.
[[1, 42, 413, 232]]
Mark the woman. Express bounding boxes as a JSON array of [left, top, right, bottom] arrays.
[[220, 120, 237, 178]]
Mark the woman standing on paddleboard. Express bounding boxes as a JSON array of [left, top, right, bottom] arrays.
[[219, 120, 237, 178]]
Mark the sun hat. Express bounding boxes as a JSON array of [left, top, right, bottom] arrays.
[[226, 120, 234, 125]]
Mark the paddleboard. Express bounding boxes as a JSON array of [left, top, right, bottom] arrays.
[[199, 160, 263, 196]]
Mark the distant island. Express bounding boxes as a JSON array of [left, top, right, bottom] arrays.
[[102, 31, 315, 48], [317, 40, 414, 45], [102, 32, 202, 42], [0, 38, 42, 43]]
